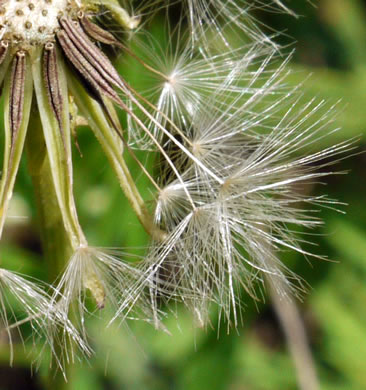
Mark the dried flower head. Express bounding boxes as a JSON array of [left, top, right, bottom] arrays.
[[0, 0, 352, 376]]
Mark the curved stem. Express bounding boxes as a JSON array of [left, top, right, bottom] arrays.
[[67, 71, 167, 241], [268, 281, 319, 390]]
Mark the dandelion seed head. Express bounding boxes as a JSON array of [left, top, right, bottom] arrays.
[[146, 83, 354, 326], [0, 0, 354, 367], [0, 268, 90, 367]]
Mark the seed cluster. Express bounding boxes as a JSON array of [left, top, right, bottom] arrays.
[[0, 0, 75, 46]]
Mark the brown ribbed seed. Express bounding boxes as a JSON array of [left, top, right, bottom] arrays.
[[57, 29, 123, 106], [59, 17, 124, 90], [10, 51, 26, 141], [0, 41, 9, 65], [79, 14, 119, 46], [43, 43, 63, 130]]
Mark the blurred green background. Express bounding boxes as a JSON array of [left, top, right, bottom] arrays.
[[1, 0, 366, 389]]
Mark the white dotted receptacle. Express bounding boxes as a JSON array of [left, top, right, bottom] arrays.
[[0, 0, 77, 45]]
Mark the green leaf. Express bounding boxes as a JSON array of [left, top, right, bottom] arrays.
[[313, 287, 366, 388], [326, 219, 366, 270]]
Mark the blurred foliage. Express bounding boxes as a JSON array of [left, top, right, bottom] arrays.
[[1, 0, 366, 389]]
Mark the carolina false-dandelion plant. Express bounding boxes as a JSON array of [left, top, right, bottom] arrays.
[[0, 0, 352, 378]]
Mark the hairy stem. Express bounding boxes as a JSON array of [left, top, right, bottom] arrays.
[[26, 105, 73, 389]]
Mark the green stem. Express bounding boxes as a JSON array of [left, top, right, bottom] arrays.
[[26, 104, 73, 390], [67, 72, 166, 242]]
